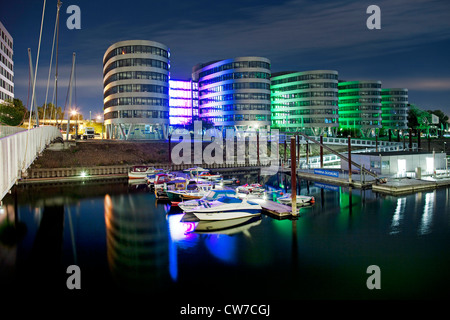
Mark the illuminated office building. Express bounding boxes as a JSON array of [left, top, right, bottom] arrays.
[[381, 88, 408, 133], [169, 79, 198, 127], [271, 70, 339, 136], [103, 40, 170, 140], [192, 57, 272, 132], [338, 80, 382, 137]]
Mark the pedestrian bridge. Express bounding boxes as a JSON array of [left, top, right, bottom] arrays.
[[0, 125, 62, 201]]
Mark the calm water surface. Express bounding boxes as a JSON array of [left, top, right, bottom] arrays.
[[1, 174, 450, 300]]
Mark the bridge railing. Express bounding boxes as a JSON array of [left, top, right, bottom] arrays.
[[0, 125, 27, 138], [0, 126, 62, 201]]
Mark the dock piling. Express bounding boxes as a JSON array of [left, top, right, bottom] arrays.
[[290, 136, 297, 216], [320, 135, 323, 168], [348, 135, 352, 184]]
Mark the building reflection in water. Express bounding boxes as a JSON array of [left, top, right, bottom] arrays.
[[418, 192, 434, 236], [104, 194, 170, 293], [390, 197, 406, 235]]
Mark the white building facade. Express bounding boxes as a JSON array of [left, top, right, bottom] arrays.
[[103, 40, 170, 140], [0, 21, 14, 104]]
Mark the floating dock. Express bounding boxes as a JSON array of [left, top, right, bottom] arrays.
[[258, 199, 297, 219], [292, 170, 375, 189], [372, 177, 450, 195]]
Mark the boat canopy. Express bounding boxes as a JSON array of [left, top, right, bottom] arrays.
[[216, 196, 242, 204], [132, 166, 155, 172], [205, 190, 236, 201]]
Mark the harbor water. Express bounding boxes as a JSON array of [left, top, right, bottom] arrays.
[[1, 173, 449, 301]]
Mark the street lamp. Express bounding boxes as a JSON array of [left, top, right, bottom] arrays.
[[71, 110, 79, 139]]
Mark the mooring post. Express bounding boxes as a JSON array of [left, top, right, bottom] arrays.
[[375, 135, 378, 153], [362, 164, 365, 185], [417, 129, 421, 151], [306, 141, 309, 168], [290, 136, 297, 216], [320, 135, 324, 168], [409, 128, 413, 151], [168, 134, 172, 164], [348, 135, 352, 184], [256, 132, 260, 166], [297, 134, 300, 168]]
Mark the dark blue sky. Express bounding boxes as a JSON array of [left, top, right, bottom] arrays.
[[1, 0, 450, 119]]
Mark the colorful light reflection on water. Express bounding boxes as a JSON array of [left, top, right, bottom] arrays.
[[1, 178, 450, 300]]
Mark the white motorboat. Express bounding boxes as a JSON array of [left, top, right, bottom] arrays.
[[236, 183, 266, 199], [178, 189, 237, 212], [184, 196, 262, 221], [278, 193, 315, 205], [128, 166, 158, 179], [236, 183, 265, 194], [183, 167, 209, 174], [192, 171, 222, 181]]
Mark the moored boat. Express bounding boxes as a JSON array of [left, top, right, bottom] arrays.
[[184, 196, 262, 221], [128, 166, 158, 179], [277, 193, 315, 205], [157, 178, 188, 200], [178, 189, 237, 212], [183, 167, 209, 174]]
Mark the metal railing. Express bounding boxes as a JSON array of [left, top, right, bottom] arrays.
[[279, 134, 418, 150], [0, 125, 27, 138], [0, 126, 62, 200]]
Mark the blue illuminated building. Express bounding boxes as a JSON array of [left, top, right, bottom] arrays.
[[192, 57, 272, 132]]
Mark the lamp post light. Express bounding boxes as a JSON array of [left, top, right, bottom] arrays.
[[71, 110, 78, 139]]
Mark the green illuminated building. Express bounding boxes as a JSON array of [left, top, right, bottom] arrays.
[[338, 80, 382, 137], [381, 88, 408, 134], [271, 70, 339, 136]]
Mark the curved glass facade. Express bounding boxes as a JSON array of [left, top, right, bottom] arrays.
[[103, 40, 170, 140], [381, 88, 408, 131], [192, 57, 271, 131], [271, 70, 339, 136], [338, 80, 382, 137]]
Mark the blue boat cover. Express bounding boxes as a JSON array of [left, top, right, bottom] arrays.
[[216, 196, 242, 204]]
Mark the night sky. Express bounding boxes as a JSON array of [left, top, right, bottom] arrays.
[[1, 0, 450, 119]]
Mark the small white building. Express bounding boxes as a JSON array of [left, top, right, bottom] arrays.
[[341, 151, 447, 176]]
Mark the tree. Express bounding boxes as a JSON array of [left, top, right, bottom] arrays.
[[0, 99, 27, 126], [407, 108, 419, 129]]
